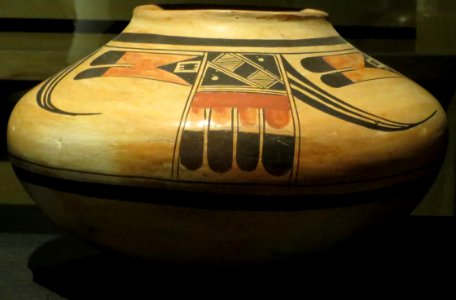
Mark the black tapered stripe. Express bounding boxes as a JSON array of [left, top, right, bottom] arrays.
[[207, 130, 233, 173], [236, 132, 260, 172], [74, 67, 110, 80], [36, 60, 101, 116], [301, 56, 334, 73], [262, 134, 294, 176], [91, 50, 125, 66], [179, 130, 204, 170], [321, 72, 353, 88]]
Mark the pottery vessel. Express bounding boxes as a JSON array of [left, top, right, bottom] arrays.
[[7, 6, 447, 263]]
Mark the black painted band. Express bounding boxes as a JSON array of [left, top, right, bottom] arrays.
[[13, 166, 430, 211], [113, 33, 347, 47]]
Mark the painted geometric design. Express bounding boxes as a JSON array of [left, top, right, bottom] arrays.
[[179, 52, 296, 177], [211, 53, 243, 71], [75, 50, 201, 86], [36, 46, 436, 182], [301, 52, 401, 88], [283, 57, 434, 131], [248, 71, 277, 88], [71, 50, 298, 177]]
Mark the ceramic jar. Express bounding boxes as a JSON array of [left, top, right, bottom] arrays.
[[7, 6, 447, 263]]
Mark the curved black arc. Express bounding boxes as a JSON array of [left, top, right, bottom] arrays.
[[114, 33, 346, 48], [36, 54, 101, 116], [37, 70, 77, 115], [284, 58, 415, 127], [289, 79, 436, 131], [282, 58, 436, 131]]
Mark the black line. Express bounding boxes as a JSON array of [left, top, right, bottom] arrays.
[[114, 33, 346, 48], [342, 75, 401, 84], [43, 67, 81, 115], [9, 154, 437, 189], [171, 53, 208, 178], [36, 51, 101, 116], [105, 44, 356, 55], [290, 84, 394, 131], [275, 54, 296, 182], [42, 68, 66, 112], [289, 79, 405, 130], [36, 77, 53, 110], [292, 95, 301, 183], [283, 58, 435, 130], [45, 67, 76, 113], [289, 81, 436, 132], [12, 165, 434, 211], [280, 56, 302, 183], [321, 72, 401, 88], [284, 58, 411, 126], [95, 73, 192, 86]]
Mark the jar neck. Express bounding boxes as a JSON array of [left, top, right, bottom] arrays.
[[121, 5, 338, 41]]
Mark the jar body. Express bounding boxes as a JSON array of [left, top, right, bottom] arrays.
[[7, 6, 447, 262]]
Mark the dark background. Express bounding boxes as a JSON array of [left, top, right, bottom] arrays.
[[0, 1, 455, 298]]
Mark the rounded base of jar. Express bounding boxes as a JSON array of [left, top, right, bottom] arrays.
[[14, 166, 433, 264]]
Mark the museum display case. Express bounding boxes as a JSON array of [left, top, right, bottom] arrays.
[[0, 0, 455, 297]]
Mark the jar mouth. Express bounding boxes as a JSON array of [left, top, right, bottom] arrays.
[[133, 4, 328, 20]]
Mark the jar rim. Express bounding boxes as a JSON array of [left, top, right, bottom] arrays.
[[133, 5, 328, 19]]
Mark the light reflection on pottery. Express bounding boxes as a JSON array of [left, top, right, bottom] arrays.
[[7, 5, 447, 263]]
